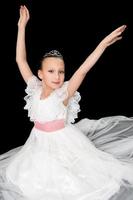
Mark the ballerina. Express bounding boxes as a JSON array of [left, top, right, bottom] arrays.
[[0, 5, 133, 200]]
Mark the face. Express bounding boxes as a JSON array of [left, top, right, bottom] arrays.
[[38, 57, 65, 90]]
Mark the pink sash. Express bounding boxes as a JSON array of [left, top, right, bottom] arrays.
[[34, 119, 65, 132]]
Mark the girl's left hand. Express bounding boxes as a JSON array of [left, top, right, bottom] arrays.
[[100, 25, 127, 48]]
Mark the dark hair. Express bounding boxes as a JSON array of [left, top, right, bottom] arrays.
[[39, 50, 64, 69]]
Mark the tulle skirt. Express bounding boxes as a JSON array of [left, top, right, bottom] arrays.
[[0, 115, 133, 200]]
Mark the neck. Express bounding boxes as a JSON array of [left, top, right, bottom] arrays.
[[41, 82, 54, 98]]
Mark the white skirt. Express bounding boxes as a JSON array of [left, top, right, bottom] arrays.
[[0, 116, 133, 200]]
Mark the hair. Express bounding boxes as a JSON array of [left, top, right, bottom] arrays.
[[39, 50, 64, 69]]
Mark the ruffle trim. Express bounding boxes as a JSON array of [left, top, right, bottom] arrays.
[[24, 75, 42, 121], [55, 81, 81, 124], [67, 91, 81, 124]]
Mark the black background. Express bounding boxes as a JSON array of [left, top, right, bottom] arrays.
[[0, 0, 132, 153]]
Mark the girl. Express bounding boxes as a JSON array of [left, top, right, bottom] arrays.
[[0, 5, 133, 200]]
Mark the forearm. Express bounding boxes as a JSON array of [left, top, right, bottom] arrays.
[[16, 26, 33, 83], [16, 26, 27, 62], [79, 42, 107, 75]]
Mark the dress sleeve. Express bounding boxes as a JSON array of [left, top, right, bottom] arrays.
[[24, 75, 42, 121], [55, 81, 81, 124], [67, 91, 81, 124], [25, 75, 42, 94]]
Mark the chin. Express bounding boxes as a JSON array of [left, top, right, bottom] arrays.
[[54, 85, 62, 89]]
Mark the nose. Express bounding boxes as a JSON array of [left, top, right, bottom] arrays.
[[55, 72, 60, 80]]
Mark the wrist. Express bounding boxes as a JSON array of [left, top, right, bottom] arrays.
[[18, 24, 27, 30], [98, 41, 108, 51]]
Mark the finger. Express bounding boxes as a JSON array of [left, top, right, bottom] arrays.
[[24, 5, 30, 18], [111, 25, 126, 36], [109, 36, 123, 45], [24, 5, 29, 13], [19, 7, 23, 16], [116, 25, 127, 31], [116, 31, 124, 36], [111, 26, 126, 38], [20, 5, 24, 9], [22, 6, 28, 18], [115, 25, 127, 34], [109, 37, 122, 45], [116, 36, 123, 41], [20, 5, 25, 14]]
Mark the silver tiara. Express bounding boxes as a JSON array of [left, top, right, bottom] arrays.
[[43, 50, 63, 59]]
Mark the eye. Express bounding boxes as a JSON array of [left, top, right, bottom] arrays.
[[59, 71, 65, 74], [48, 70, 54, 73]]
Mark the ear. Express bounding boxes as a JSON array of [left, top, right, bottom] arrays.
[[38, 69, 43, 80]]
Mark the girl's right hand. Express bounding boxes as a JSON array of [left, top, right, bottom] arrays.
[[18, 5, 30, 28]]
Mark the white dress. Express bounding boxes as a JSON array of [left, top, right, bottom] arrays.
[[0, 75, 133, 200]]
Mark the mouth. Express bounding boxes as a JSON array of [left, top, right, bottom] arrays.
[[52, 81, 60, 84]]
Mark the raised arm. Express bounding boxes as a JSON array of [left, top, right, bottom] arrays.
[[16, 5, 33, 83], [67, 25, 127, 98]]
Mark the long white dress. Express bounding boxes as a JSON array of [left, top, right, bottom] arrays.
[[0, 75, 133, 200]]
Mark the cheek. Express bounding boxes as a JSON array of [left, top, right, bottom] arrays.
[[44, 73, 51, 81], [60, 73, 65, 80]]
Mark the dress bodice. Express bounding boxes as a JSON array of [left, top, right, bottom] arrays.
[[24, 75, 81, 124]]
